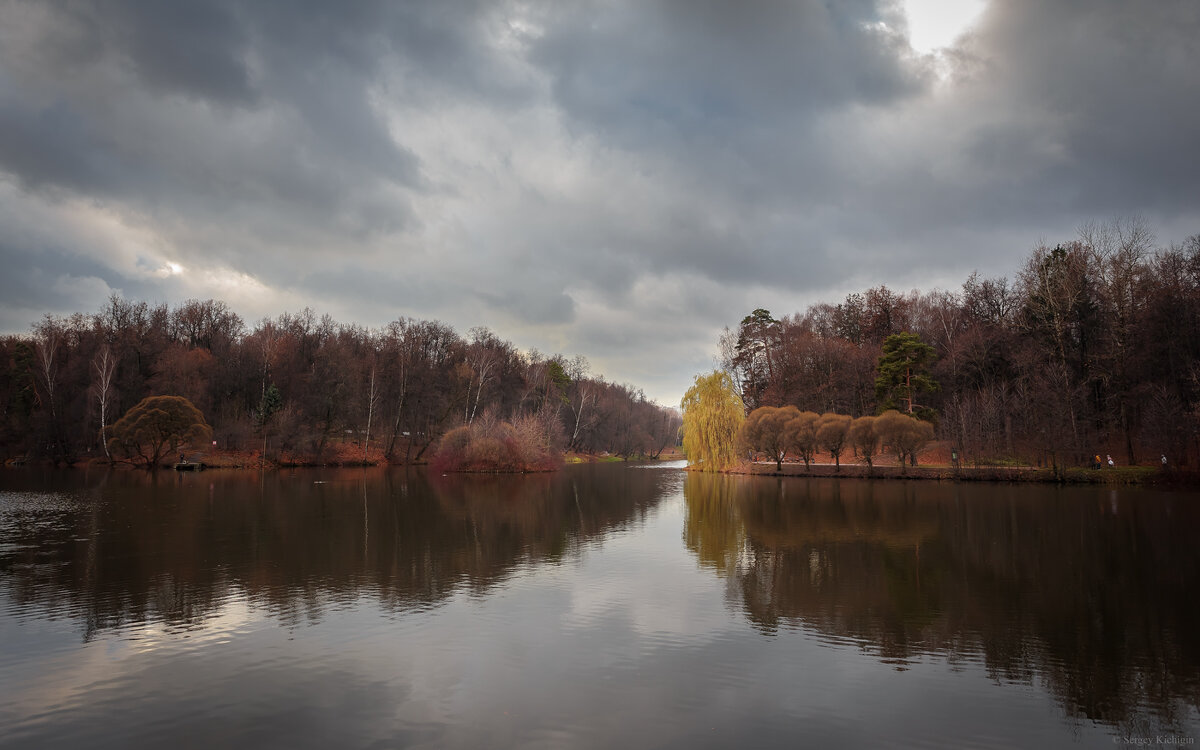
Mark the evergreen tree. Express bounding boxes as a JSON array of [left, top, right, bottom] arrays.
[[875, 332, 939, 415]]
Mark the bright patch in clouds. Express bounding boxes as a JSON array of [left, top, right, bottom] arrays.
[[902, 0, 987, 54]]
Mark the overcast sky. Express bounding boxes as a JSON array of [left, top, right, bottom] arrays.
[[1, 0, 1197, 406]]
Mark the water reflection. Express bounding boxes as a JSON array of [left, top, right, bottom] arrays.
[[0, 465, 667, 640], [3, 465, 1199, 747], [683, 473, 1200, 733]]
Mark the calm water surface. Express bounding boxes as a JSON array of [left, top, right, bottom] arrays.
[[1, 463, 1198, 748]]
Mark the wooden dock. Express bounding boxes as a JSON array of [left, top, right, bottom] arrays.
[[174, 462, 204, 471]]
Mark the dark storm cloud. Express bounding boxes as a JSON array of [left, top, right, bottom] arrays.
[[524, 0, 1200, 290], [531, 0, 923, 143], [964, 0, 1200, 213], [525, 0, 931, 239], [815, 0, 1200, 282], [0, 0, 1197, 403], [494, 1, 944, 301], [0, 0, 435, 236], [102, 0, 257, 104], [0, 92, 117, 194]]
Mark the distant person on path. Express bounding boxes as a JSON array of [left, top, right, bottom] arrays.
[[1093, 454, 1102, 470], [1162, 454, 1168, 468], [1107, 454, 1114, 467]]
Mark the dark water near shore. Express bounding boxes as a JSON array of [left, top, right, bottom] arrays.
[[1, 463, 1198, 748]]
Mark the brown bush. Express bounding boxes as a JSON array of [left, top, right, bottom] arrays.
[[848, 415, 879, 467], [874, 410, 935, 471], [108, 395, 212, 467], [431, 415, 562, 473]]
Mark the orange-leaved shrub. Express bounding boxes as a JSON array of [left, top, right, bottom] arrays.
[[431, 410, 563, 473]]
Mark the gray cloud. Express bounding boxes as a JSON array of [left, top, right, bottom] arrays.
[[531, 0, 924, 141], [0, 92, 116, 193], [975, 1, 1200, 212], [105, 0, 257, 104], [0, 0, 1197, 404]]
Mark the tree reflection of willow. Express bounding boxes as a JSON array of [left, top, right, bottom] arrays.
[[682, 472, 748, 574], [683, 473, 1200, 733], [0, 465, 664, 639]]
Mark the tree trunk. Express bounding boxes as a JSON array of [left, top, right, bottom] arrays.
[[1122, 403, 1136, 466], [363, 367, 376, 464]]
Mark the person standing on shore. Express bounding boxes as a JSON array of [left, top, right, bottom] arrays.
[[1107, 454, 1114, 467]]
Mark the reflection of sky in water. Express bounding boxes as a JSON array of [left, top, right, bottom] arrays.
[[0, 495, 1118, 749], [1, 469, 1198, 749]]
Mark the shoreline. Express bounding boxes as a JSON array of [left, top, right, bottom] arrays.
[[2, 448, 687, 472], [6, 451, 1195, 486], [705, 461, 1197, 486]]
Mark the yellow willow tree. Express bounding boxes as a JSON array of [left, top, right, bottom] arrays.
[[681, 371, 745, 472]]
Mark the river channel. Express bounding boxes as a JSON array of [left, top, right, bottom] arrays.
[[1, 463, 1197, 748]]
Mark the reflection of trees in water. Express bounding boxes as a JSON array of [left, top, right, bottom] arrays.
[[681, 473, 747, 575], [0, 465, 666, 639], [683, 474, 1200, 732]]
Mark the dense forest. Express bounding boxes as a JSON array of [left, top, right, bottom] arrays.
[[718, 220, 1200, 467], [0, 299, 681, 465]]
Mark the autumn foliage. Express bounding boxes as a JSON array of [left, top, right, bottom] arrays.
[[815, 413, 852, 470], [431, 412, 564, 473], [739, 407, 924, 471], [847, 416, 879, 467], [739, 405, 799, 470], [107, 395, 212, 467], [716, 222, 1200, 467], [874, 410, 935, 471], [1, 297, 679, 466], [681, 371, 745, 472]]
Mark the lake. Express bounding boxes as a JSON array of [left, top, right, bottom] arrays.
[[1, 463, 1198, 748]]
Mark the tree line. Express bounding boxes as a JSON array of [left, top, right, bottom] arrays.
[[741, 407, 931, 472], [681, 372, 933, 473], [718, 218, 1200, 467], [0, 296, 681, 465]]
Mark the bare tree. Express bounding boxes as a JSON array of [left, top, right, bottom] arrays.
[[464, 327, 501, 425], [1017, 243, 1093, 460], [1080, 216, 1155, 464], [32, 318, 66, 460], [363, 361, 378, 464], [33, 320, 59, 418], [565, 355, 597, 450], [716, 325, 745, 402], [91, 346, 117, 461]]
